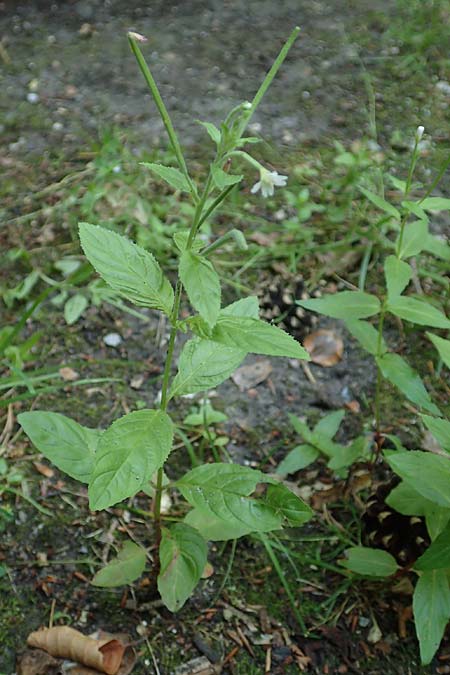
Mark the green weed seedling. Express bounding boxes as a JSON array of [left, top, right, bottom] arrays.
[[277, 409, 370, 476], [181, 400, 229, 465], [299, 126, 450, 664], [18, 28, 313, 613]]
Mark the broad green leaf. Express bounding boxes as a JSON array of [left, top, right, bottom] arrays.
[[211, 165, 243, 189], [314, 410, 345, 438], [169, 338, 246, 399], [397, 220, 428, 259], [387, 451, 450, 508], [176, 463, 282, 534], [158, 523, 207, 612], [92, 541, 146, 587], [18, 411, 100, 483], [287, 413, 341, 458], [197, 120, 221, 145], [140, 162, 191, 192], [427, 333, 450, 369], [415, 522, 450, 570], [288, 414, 313, 443], [386, 174, 407, 192], [79, 223, 173, 315], [220, 296, 259, 319], [425, 506, 450, 541], [423, 234, 450, 261], [386, 297, 450, 329], [413, 570, 450, 665], [340, 546, 398, 577], [211, 316, 309, 360], [422, 415, 450, 453], [310, 433, 348, 459], [384, 255, 412, 300], [179, 251, 221, 327], [386, 481, 429, 516], [420, 197, 450, 212], [386, 482, 449, 539], [89, 409, 174, 510], [276, 444, 319, 476], [263, 483, 312, 526], [359, 187, 401, 219], [184, 508, 250, 541], [401, 201, 429, 222], [377, 353, 441, 415], [327, 436, 369, 471], [64, 294, 88, 325], [345, 319, 386, 356], [173, 231, 203, 253], [298, 292, 380, 320]]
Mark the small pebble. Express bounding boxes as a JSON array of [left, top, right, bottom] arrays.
[[103, 332, 122, 347], [436, 80, 450, 96]]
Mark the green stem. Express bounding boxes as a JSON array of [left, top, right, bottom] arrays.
[[4, 487, 53, 517], [188, 174, 214, 245], [395, 212, 409, 258], [418, 151, 450, 204], [404, 136, 420, 198], [237, 26, 300, 138], [152, 169, 215, 568], [128, 35, 197, 200], [201, 229, 248, 256], [374, 304, 386, 450], [196, 183, 236, 231]]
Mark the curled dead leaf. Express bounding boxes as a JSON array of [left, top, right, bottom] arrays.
[[303, 330, 343, 367], [27, 626, 125, 675]]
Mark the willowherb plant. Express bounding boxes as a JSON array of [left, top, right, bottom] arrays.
[[298, 127, 450, 664], [18, 28, 314, 612]]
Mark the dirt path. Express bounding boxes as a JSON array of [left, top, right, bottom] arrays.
[[1, 0, 399, 157]]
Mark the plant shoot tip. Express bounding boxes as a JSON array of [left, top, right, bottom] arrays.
[[128, 31, 147, 43]]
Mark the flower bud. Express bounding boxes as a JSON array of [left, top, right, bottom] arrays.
[[416, 125, 425, 141], [128, 31, 147, 43]]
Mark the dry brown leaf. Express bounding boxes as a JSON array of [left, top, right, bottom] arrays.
[[201, 562, 215, 579], [68, 632, 136, 675], [248, 231, 279, 246], [303, 329, 343, 367], [59, 367, 79, 381], [27, 626, 125, 675], [70, 641, 136, 675], [33, 462, 55, 478], [17, 648, 59, 675], [174, 656, 222, 674], [310, 485, 343, 509], [231, 360, 272, 391]]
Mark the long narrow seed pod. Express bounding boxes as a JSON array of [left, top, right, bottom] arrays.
[[27, 626, 125, 675]]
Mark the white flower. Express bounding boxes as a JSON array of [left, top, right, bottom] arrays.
[[416, 125, 425, 142], [251, 168, 288, 198]]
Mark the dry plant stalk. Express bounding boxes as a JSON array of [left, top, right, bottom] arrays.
[[27, 626, 125, 675]]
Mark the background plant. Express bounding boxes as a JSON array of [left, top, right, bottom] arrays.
[[295, 128, 450, 664]]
